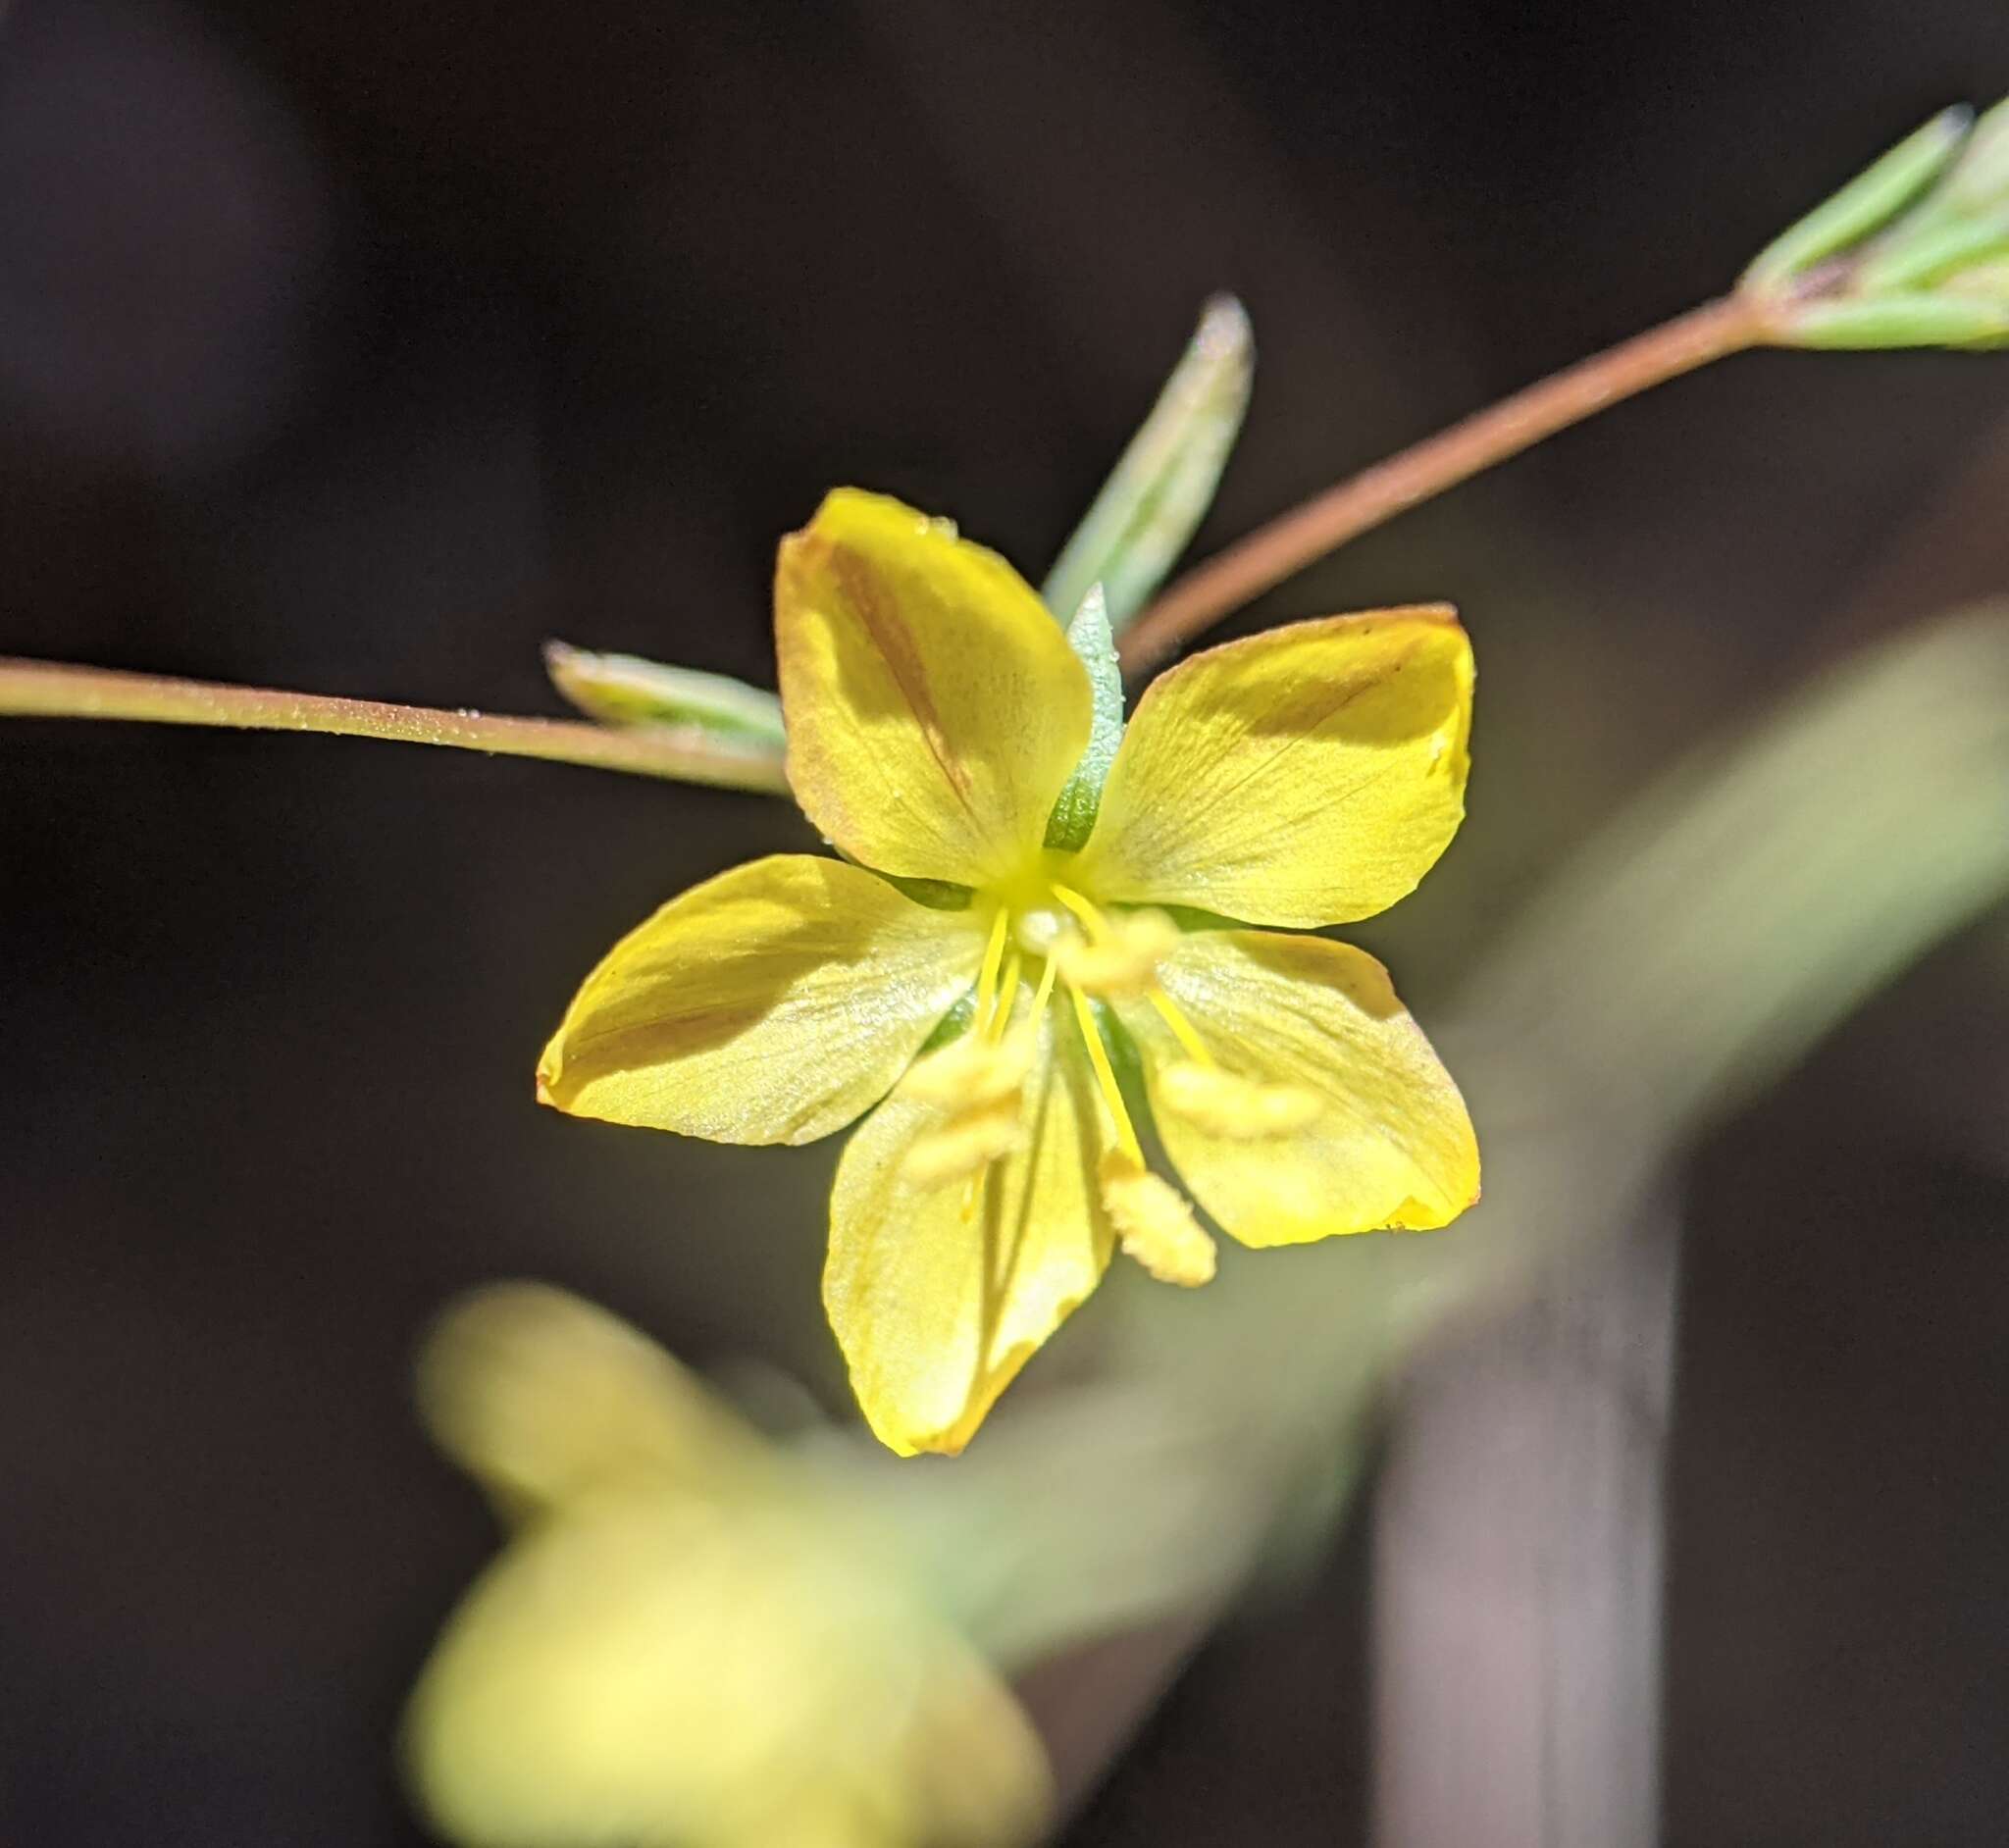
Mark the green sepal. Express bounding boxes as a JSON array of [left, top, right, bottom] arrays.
[[1043, 586, 1125, 853], [840, 847, 974, 911], [1042, 295, 1254, 637], [1743, 107, 1971, 290], [879, 874, 975, 910], [544, 642, 787, 747], [915, 991, 978, 1055]]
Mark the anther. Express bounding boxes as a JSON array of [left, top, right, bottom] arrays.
[[1156, 1061, 1322, 1139], [1051, 908, 1179, 997], [901, 1028, 1036, 1108], [905, 1099, 1025, 1187], [1098, 1152, 1216, 1286]]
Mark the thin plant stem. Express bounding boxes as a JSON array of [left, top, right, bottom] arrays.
[[0, 657, 793, 795], [1117, 293, 1773, 673]]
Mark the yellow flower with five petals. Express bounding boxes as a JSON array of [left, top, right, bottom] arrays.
[[537, 488, 1479, 1456]]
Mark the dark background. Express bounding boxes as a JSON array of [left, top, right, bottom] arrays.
[[4, 3, 2009, 1842]]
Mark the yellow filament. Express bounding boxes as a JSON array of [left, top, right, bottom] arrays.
[[990, 950, 1023, 1038], [972, 905, 1010, 1032], [1069, 984, 1142, 1165], [1048, 882, 1105, 934], [1029, 950, 1060, 1019], [1147, 988, 1216, 1067]]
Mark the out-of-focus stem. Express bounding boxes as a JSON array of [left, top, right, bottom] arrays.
[[0, 657, 793, 795], [1372, 1204, 1678, 1848], [1117, 293, 1772, 673]]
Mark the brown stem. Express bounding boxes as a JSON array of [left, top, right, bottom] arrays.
[[1117, 293, 1771, 673], [0, 657, 793, 795]]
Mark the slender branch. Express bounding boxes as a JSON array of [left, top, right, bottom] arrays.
[[1117, 293, 1773, 672], [0, 657, 793, 795]]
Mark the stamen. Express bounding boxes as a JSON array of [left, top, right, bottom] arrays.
[[1069, 984, 1143, 1164], [1148, 987, 1216, 1066], [901, 1027, 1036, 1107], [1029, 949, 1060, 1019], [1099, 1152, 1215, 1286], [990, 950, 1024, 1038], [1047, 882, 1106, 933], [1157, 1060, 1322, 1139], [906, 1100, 1025, 1187], [972, 905, 1011, 1032], [1051, 908, 1180, 997]]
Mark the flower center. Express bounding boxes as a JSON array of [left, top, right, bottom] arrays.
[[899, 875, 1319, 1282]]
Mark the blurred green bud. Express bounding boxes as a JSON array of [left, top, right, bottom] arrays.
[[1742, 100, 2009, 350]]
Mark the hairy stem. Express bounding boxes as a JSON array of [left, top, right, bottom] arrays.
[[1117, 293, 1772, 672], [0, 657, 793, 795]]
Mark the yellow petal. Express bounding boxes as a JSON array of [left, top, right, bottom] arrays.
[[405, 1490, 1050, 1848], [538, 854, 984, 1147], [1075, 608, 1473, 927], [1127, 929, 1479, 1244], [825, 1009, 1112, 1456], [776, 488, 1093, 887], [415, 1283, 758, 1524]]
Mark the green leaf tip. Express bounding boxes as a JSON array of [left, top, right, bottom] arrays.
[[1742, 107, 1972, 292], [1042, 295, 1255, 637], [1043, 585, 1124, 852], [1743, 98, 2009, 351], [544, 642, 787, 746]]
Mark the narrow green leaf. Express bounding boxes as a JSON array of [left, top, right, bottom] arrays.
[[544, 642, 787, 746], [1781, 291, 2009, 349], [1743, 107, 1971, 290], [1042, 295, 1254, 636], [1855, 213, 2009, 292], [1043, 586, 1124, 851]]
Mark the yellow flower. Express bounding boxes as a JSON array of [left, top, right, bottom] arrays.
[[537, 488, 1479, 1456], [403, 1283, 1051, 1848]]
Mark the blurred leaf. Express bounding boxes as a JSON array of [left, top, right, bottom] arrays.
[[832, 1386, 1279, 1668], [1468, 601, 2009, 1139], [1043, 586, 1124, 851], [1041, 295, 1253, 635], [544, 641, 787, 747]]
